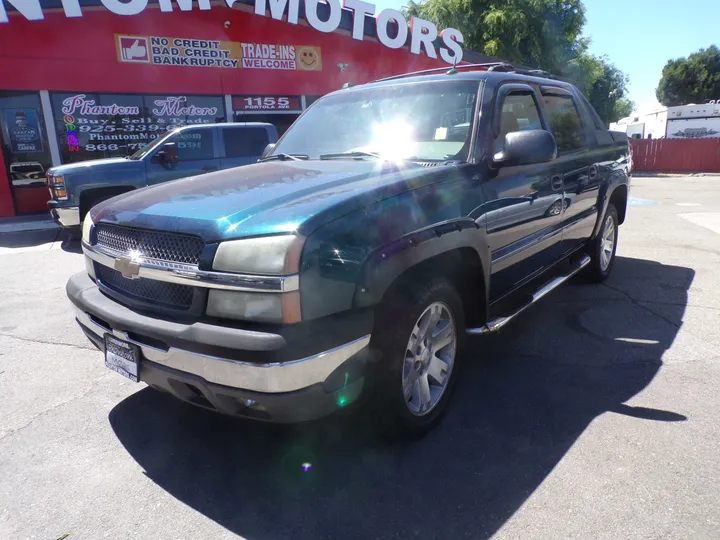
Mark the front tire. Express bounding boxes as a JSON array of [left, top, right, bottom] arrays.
[[370, 277, 465, 437], [585, 204, 618, 282]]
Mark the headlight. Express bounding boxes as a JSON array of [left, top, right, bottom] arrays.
[[207, 290, 301, 324], [211, 235, 304, 323], [213, 235, 304, 275], [48, 175, 68, 201], [48, 174, 64, 186], [81, 215, 93, 245]]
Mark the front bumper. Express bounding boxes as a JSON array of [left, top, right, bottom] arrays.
[[48, 202, 80, 228], [67, 272, 372, 422]]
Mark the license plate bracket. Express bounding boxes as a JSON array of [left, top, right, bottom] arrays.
[[104, 333, 140, 382]]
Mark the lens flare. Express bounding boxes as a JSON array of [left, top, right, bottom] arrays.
[[359, 119, 417, 162], [301, 462, 312, 472]]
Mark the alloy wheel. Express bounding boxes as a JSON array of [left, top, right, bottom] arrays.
[[599, 213, 616, 271], [402, 301, 457, 416]]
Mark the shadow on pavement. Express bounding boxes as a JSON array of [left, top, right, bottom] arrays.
[[0, 228, 82, 253], [0, 229, 60, 249], [109, 256, 693, 540], [59, 235, 82, 254]]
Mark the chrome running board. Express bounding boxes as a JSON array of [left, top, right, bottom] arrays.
[[467, 255, 591, 335]]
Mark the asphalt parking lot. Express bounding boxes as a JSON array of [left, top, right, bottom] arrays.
[[1, 175, 719, 540]]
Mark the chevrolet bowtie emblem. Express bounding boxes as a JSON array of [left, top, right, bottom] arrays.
[[114, 255, 141, 279]]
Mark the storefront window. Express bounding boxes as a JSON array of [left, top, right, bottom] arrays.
[[232, 95, 302, 136], [234, 112, 300, 136], [0, 91, 53, 214], [50, 93, 226, 164], [305, 95, 323, 107]]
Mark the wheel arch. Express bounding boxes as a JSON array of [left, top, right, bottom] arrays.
[[354, 220, 490, 329], [79, 185, 136, 221], [609, 183, 628, 224], [592, 173, 630, 239]]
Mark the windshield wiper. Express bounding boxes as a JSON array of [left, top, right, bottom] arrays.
[[319, 151, 382, 160], [259, 153, 309, 162]]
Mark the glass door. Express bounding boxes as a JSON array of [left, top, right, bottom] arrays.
[[0, 91, 52, 214]]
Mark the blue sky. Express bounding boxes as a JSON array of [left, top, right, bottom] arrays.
[[373, 0, 718, 114]]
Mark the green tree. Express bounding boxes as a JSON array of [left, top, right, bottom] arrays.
[[404, 0, 632, 125], [566, 52, 634, 123], [656, 45, 720, 106], [613, 98, 634, 121], [405, 0, 585, 74]]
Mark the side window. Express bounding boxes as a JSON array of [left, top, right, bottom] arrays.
[[578, 93, 606, 130], [494, 92, 542, 153], [222, 127, 270, 158], [165, 129, 215, 161], [542, 94, 586, 153]]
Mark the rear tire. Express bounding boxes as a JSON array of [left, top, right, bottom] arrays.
[[65, 226, 81, 242], [369, 277, 465, 438], [585, 204, 618, 282]]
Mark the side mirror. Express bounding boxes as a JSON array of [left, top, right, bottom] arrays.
[[153, 148, 178, 165], [493, 130, 557, 168], [260, 143, 275, 160]]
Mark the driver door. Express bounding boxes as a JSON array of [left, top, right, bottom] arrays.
[[146, 127, 221, 185], [482, 84, 564, 300]]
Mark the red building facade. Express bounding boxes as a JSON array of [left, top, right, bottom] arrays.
[[0, 0, 465, 217]]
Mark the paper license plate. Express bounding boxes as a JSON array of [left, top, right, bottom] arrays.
[[104, 334, 140, 382]]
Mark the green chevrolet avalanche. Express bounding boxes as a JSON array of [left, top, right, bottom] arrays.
[[67, 64, 631, 435]]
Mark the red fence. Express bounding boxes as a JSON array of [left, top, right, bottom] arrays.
[[630, 138, 720, 173]]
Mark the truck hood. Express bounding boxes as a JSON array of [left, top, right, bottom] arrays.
[[92, 160, 450, 241], [49, 157, 134, 176]]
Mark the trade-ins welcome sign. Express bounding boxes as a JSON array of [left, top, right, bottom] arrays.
[[0, 0, 464, 64], [115, 35, 323, 71]]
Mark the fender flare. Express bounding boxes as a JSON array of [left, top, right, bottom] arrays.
[[591, 172, 629, 239], [353, 218, 491, 311]]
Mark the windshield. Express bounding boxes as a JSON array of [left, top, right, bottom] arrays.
[[127, 129, 179, 160], [271, 80, 481, 162]]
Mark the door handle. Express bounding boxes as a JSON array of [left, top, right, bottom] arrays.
[[551, 175, 564, 191], [588, 165, 598, 180], [201, 166, 218, 172]]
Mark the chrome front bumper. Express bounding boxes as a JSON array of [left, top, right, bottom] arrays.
[[74, 306, 370, 394], [49, 206, 80, 228]]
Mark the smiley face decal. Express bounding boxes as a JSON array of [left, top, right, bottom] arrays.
[[296, 47, 322, 71]]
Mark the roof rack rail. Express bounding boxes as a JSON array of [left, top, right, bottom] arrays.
[[373, 62, 510, 82], [512, 68, 566, 81], [372, 62, 565, 83]]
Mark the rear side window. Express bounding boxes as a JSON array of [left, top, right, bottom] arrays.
[[494, 92, 542, 152], [578, 93, 606, 130], [542, 94, 585, 153], [223, 127, 270, 158]]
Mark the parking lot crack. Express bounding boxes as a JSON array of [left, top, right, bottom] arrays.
[[0, 384, 96, 442], [0, 332, 95, 352], [601, 283, 682, 329], [602, 283, 720, 349]]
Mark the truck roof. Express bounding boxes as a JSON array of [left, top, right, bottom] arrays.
[[343, 63, 577, 93]]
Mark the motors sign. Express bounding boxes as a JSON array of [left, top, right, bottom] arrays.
[[0, 0, 464, 64]]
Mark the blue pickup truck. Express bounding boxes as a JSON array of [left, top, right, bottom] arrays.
[[47, 122, 278, 231]]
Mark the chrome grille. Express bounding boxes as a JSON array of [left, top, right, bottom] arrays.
[[95, 224, 204, 266], [96, 264, 195, 310]]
